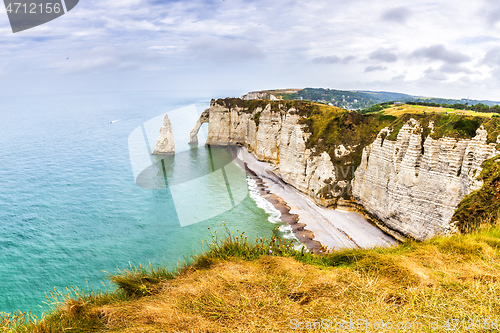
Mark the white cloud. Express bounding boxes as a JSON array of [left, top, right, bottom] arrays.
[[424, 68, 448, 81], [0, 0, 498, 100], [411, 45, 470, 64], [187, 36, 265, 62], [482, 0, 500, 26], [483, 47, 500, 67], [312, 55, 355, 64], [369, 48, 398, 63], [53, 46, 158, 74], [365, 65, 388, 72], [439, 63, 473, 74], [381, 6, 412, 24]]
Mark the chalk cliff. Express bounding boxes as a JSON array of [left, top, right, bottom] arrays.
[[153, 114, 175, 155], [352, 120, 499, 240], [190, 98, 499, 239], [190, 99, 339, 204], [241, 91, 278, 101]]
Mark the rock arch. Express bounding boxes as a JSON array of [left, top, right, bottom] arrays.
[[189, 109, 210, 144]]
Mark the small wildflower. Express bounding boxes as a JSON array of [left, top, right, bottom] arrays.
[[269, 250, 272, 253]]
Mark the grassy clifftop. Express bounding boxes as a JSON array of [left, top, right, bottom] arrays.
[[3, 223, 500, 332], [213, 99, 500, 162]]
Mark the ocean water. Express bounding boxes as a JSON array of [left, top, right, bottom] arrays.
[[0, 91, 289, 315]]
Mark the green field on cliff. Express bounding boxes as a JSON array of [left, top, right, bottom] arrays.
[[3, 221, 500, 332], [382, 104, 499, 118]]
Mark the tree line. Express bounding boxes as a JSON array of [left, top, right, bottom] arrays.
[[406, 101, 500, 113], [359, 101, 500, 114]]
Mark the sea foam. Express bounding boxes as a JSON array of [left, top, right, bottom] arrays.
[[246, 176, 298, 240]]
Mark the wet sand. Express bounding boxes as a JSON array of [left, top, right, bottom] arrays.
[[232, 146, 398, 251]]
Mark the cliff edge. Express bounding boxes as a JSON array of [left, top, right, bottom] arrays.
[[190, 98, 500, 240]]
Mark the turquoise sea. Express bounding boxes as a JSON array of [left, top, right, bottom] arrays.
[[0, 91, 289, 315]]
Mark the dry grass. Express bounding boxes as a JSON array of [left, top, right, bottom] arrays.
[[310, 102, 345, 113], [382, 105, 496, 118], [59, 252, 500, 332], [4, 224, 500, 332]]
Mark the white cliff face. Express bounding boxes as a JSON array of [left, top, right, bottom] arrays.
[[152, 114, 175, 155], [191, 101, 342, 205], [190, 101, 498, 239], [277, 115, 336, 197], [278, 123, 310, 192], [241, 91, 278, 100], [254, 104, 283, 162], [205, 102, 253, 145], [352, 120, 499, 240]]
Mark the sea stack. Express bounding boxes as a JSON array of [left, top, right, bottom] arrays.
[[152, 114, 175, 155]]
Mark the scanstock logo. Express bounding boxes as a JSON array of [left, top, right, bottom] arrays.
[[3, 0, 79, 33]]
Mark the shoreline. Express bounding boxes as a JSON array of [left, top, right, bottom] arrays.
[[229, 146, 398, 251], [244, 166, 323, 251]]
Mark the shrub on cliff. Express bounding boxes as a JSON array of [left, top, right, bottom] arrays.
[[452, 154, 500, 232]]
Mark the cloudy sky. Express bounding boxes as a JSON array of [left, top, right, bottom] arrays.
[[1, 0, 500, 100]]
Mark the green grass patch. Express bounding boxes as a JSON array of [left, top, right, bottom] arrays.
[[109, 263, 176, 297]]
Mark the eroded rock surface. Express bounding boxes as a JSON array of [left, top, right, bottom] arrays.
[[153, 114, 175, 155], [191, 100, 339, 203], [190, 100, 499, 239], [352, 120, 499, 240]]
